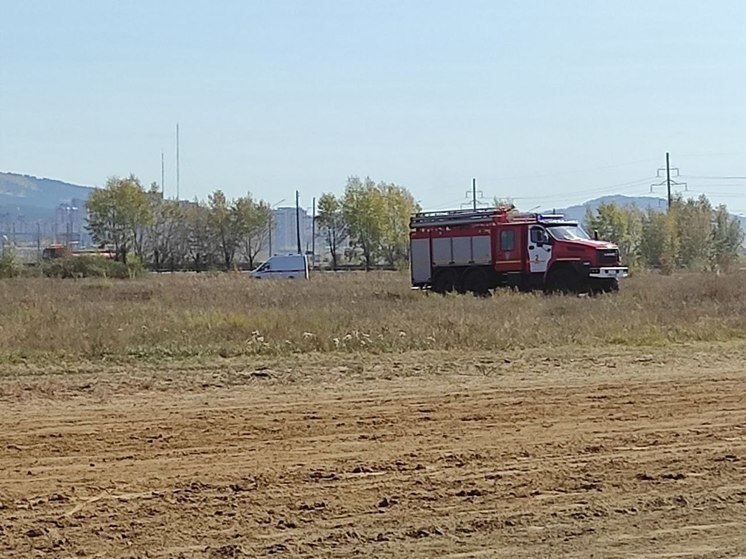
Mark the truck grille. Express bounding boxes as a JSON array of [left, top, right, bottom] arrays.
[[597, 248, 619, 265]]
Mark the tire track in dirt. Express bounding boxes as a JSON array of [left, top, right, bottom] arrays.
[[0, 349, 744, 558]]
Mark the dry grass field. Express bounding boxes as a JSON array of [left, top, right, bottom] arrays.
[[0, 270, 746, 361], [1, 272, 745, 558]]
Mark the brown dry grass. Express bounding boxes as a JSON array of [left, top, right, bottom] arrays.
[[0, 270, 745, 363]]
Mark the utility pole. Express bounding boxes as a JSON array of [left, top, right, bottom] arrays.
[[311, 197, 316, 270], [161, 152, 165, 197], [295, 190, 302, 254], [268, 222, 272, 257], [176, 123, 180, 200], [652, 153, 686, 211], [665, 152, 672, 210]]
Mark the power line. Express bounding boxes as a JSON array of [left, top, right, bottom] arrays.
[[678, 150, 746, 159], [423, 197, 475, 211], [478, 157, 659, 182], [423, 157, 746, 211], [509, 177, 657, 202], [684, 190, 745, 198], [680, 175, 746, 180]]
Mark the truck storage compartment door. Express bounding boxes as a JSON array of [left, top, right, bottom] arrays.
[[471, 235, 492, 264], [410, 238, 432, 283], [452, 236, 472, 265], [432, 237, 452, 266]]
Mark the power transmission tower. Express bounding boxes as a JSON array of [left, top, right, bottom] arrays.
[[462, 177, 489, 209], [651, 152, 687, 210]]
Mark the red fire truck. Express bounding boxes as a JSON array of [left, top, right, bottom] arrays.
[[409, 207, 628, 294]]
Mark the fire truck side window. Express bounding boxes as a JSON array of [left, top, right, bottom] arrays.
[[500, 230, 515, 251], [530, 227, 547, 245]]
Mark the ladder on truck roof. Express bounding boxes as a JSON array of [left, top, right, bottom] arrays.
[[410, 208, 572, 229], [410, 207, 502, 228]]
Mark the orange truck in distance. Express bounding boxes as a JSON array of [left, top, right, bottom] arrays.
[[42, 244, 116, 261]]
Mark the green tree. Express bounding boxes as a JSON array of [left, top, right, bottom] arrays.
[[379, 182, 420, 266], [342, 177, 385, 270], [0, 245, 20, 279], [584, 202, 642, 266], [671, 195, 712, 270], [315, 193, 348, 270], [639, 208, 668, 269], [86, 175, 152, 264], [710, 204, 744, 272], [234, 194, 272, 269], [184, 201, 214, 271], [207, 190, 241, 271], [144, 185, 189, 271]]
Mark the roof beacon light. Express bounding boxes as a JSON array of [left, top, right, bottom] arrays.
[[538, 213, 565, 222]]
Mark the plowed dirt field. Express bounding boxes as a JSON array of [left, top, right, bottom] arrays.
[[1, 344, 745, 558]]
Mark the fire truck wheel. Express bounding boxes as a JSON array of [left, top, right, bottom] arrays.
[[602, 279, 619, 293], [545, 266, 576, 294], [432, 269, 458, 294], [589, 278, 619, 295], [463, 268, 491, 297]]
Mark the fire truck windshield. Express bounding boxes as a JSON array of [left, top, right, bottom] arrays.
[[547, 225, 591, 241]]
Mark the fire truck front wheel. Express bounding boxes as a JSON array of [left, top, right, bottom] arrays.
[[591, 278, 619, 294], [545, 265, 580, 294]]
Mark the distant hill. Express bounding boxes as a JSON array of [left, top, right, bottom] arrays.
[[548, 194, 746, 231], [0, 172, 93, 218], [544, 195, 668, 223]]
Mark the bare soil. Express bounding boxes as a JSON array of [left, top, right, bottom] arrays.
[[1, 344, 744, 558]]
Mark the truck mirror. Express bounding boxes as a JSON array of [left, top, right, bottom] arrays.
[[593, 230, 599, 240]]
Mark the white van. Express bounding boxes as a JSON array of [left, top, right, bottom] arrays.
[[249, 254, 309, 279]]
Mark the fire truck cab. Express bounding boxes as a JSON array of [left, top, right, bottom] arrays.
[[409, 207, 628, 295]]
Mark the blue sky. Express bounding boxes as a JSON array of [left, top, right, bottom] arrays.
[[3, 1, 746, 213]]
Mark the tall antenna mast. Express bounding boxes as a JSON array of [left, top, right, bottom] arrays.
[[176, 123, 180, 200], [295, 190, 302, 254]]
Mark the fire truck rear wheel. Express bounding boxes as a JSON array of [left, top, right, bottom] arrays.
[[463, 268, 491, 297], [432, 269, 458, 294]]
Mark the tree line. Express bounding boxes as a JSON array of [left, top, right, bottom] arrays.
[[85, 175, 419, 271], [584, 195, 744, 273], [85, 176, 744, 274]]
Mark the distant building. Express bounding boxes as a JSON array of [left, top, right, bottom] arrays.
[[54, 199, 90, 247], [268, 206, 326, 262], [0, 197, 92, 251]]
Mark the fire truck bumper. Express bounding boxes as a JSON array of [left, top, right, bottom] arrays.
[[589, 267, 629, 279]]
